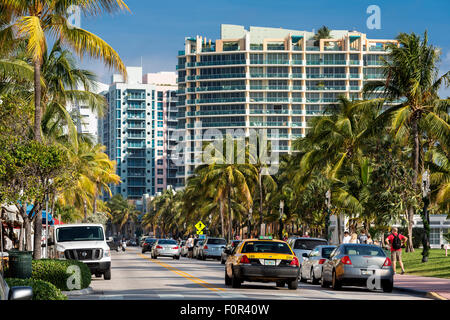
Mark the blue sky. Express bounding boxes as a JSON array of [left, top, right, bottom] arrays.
[[80, 0, 450, 95]]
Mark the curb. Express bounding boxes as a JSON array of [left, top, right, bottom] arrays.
[[394, 286, 448, 300], [61, 287, 94, 296]]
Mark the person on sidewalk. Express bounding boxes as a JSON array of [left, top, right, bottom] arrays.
[[342, 231, 351, 244], [349, 233, 360, 244], [385, 227, 408, 275], [358, 230, 369, 244]]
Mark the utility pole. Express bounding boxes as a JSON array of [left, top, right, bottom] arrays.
[[248, 208, 252, 239]]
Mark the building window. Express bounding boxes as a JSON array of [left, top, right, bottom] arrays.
[[157, 178, 163, 184], [157, 121, 163, 127], [157, 141, 163, 146], [157, 150, 163, 156], [157, 131, 163, 137], [157, 188, 163, 193], [157, 159, 163, 165], [430, 228, 440, 245], [157, 169, 163, 175]]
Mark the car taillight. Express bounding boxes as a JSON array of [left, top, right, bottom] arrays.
[[383, 257, 392, 267], [341, 256, 352, 265], [240, 255, 250, 264], [290, 256, 299, 267], [173, 246, 179, 249], [318, 259, 326, 265], [156, 245, 163, 249], [204, 245, 208, 249]]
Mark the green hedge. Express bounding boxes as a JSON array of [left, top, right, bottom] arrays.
[[31, 259, 91, 291], [6, 278, 67, 300]]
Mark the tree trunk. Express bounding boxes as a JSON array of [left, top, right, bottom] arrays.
[[33, 207, 42, 259], [83, 199, 88, 222], [406, 206, 415, 252], [33, 59, 42, 142], [337, 213, 342, 245], [228, 185, 232, 241], [93, 187, 97, 215], [219, 200, 225, 238]]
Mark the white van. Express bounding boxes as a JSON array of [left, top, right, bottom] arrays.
[[49, 224, 112, 280]]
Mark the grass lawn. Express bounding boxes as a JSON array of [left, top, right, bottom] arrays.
[[389, 249, 450, 279]]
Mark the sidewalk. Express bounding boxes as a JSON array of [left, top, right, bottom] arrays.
[[394, 274, 450, 300]]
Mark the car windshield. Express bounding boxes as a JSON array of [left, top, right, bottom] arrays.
[[145, 239, 156, 243], [344, 245, 385, 256], [158, 240, 177, 245], [293, 239, 327, 250], [232, 240, 241, 247], [241, 241, 292, 254], [322, 247, 335, 258], [56, 226, 104, 242], [207, 239, 226, 245]]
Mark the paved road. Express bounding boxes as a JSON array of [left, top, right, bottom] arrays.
[[71, 247, 429, 300]]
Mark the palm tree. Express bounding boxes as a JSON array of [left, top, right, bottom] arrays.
[[106, 194, 139, 238], [1, 0, 129, 142], [314, 26, 331, 46], [363, 31, 450, 251]]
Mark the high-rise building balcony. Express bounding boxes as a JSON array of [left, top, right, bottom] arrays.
[[250, 109, 289, 115], [250, 60, 290, 65], [201, 122, 246, 128], [196, 85, 246, 92], [195, 60, 246, 66], [306, 60, 346, 65], [250, 73, 290, 78], [306, 46, 320, 51], [306, 86, 346, 91], [195, 97, 246, 104], [306, 73, 347, 79], [195, 110, 246, 116], [250, 85, 290, 90], [250, 121, 290, 127], [194, 73, 246, 80]]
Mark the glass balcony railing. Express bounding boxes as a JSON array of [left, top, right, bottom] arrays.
[[126, 94, 145, 100], [291, 122, 304, 127], [368, 47, 386, 51], [201, 46, 216, 52], [195, 74, 245, 80], [349, 74, 360, 78], [176, 64, 185, 70], [349, 60, 360, 65], [250, 73, 290, 78], [250, 44, 263, 50], [250, 85, 289, 90], [196, 98, 246, 104], [250, 60, 290, 65], [201, 122, 246, 127], [291, 98, 304, 102], [178, 50, 185, 56], [267, 45, 285, 50], [267, 133, 289, 138], [292, 86, 304, 90], [177, 77, 185, 83], [306, 60, 346, 65], [349, 86, 361, 90], [306, 46, 320, 51], [196, 60, 246, 66], [292, 46, 303, 51], [324, 46, 343, 51], [195, 110, 246, 116], [186, 99, 196, 105], [306, 74, 347, 78], [364, 74, 385, 79], [365, 61, 384, 66], [196, 85, 246, 92], [250, 109, 289, 114], [291, 110, 304, 114], [306, 86, 346, 91], [291, 60, 303, 65]]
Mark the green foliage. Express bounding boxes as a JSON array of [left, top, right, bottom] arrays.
[[5, 278, 67, 300], [31, 259, 91, 291]]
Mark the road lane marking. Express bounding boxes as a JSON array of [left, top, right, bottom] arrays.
[[158, 294, 185, 299], [138, 253, 226, 292]]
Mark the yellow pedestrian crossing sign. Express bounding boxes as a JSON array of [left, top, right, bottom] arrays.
[[195, 221, 206, 232]]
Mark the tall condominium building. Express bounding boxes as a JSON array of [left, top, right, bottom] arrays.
[[67, 81, 109, 143], [98, 67, 177, 200], [176, 24, 396, 179]]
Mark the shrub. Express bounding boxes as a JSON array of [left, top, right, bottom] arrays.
[[32, 259, 91, 291], [5, 278, 67, 300]]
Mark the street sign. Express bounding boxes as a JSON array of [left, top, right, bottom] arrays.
[[195, 221, 206, 232]]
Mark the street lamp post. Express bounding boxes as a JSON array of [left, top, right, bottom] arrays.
[[325, 190, 331, 242], [422, 170, 431, 263], [248, 208, 252, 239], [279, 201, 284, 240]]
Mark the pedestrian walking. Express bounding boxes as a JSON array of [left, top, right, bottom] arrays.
[[358, 230, 369, 244], [349, 233, 359, 244], [186, 235, 194, 259], [385, 227, 408, 275], [342, 231, 351, 244], [366, 235, 373, 244]]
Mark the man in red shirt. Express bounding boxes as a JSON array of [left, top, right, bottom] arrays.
[[385, 227, 408, 274]]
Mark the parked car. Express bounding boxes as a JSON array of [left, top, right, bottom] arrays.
[[193, 240, 204, 259], [151, 239, 181, 259], [299, 245, 336, 284], [48, 224, 112, 280], [0, 272, 33, 300], [197, 237, 227, 261], [287, 237, 328, 265], [321, 244, 394, 292], [141, 238, 157, 253], [221, 240, 241, 264], [180, 240, 188, 257]]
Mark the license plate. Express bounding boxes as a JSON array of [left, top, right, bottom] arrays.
[[264, 260, 276, 266], [361, 270, 373, 275]]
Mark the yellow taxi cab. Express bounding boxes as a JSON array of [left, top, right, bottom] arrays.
[[224, 236, 300, 289]]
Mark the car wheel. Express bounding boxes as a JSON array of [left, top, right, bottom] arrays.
[[311, 268, 320, 285], [142, 250, 145, 254], [153, 254, 158, 259], [382, 280, 393, 293], [288, 279, 298, 290], [95, 273, 102, 278], [231, 271, 241, 288], [276, 281, 285, 288], [299, 268, 307, 283], [104, 269, 111, 280], [225, 269, 231, 286], [176, 255, 180, 260], [332, 270, 341, 290]]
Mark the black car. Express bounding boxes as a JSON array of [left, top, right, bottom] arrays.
[[221, 240, 241, 264], [142, 238, 157, 253]]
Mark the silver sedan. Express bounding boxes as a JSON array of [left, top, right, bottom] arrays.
[[321, 244, 394, 292], [151, 239, 181, 259], [300, 245, 336, 284]]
